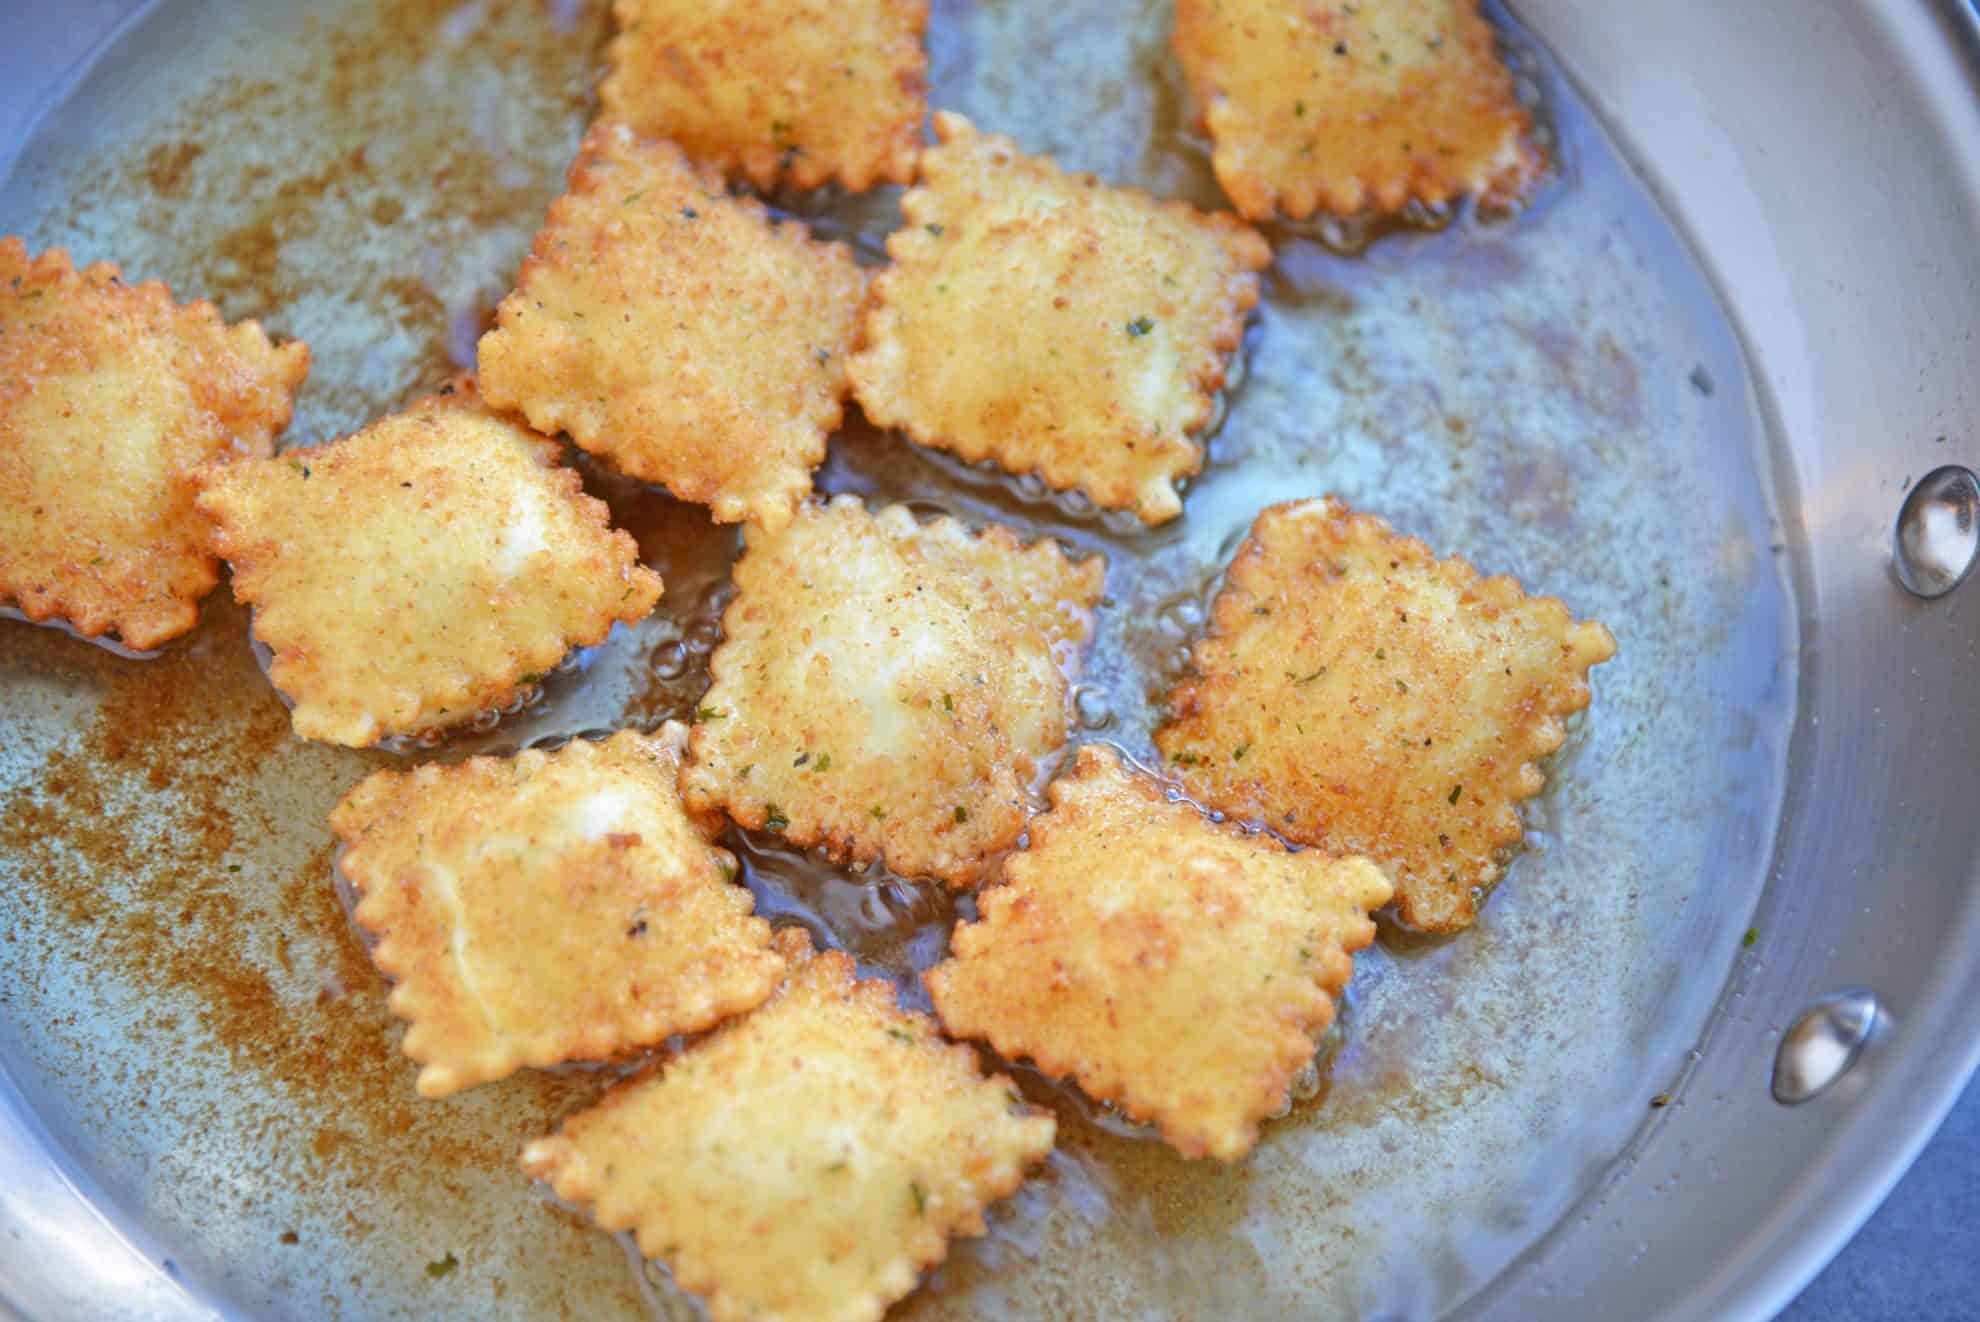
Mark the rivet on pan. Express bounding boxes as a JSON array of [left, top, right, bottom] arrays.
[[1772, 989, 1882, 1105], [1892, 464, 1979, 598]]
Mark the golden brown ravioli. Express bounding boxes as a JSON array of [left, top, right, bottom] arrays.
[[601, 0, 928, 192], [331, 725, 782, 1098], [849, 112, 1270, 525], [681, 495, 1105, 887], [197, 380, 662, 747], [521, 929, 1055, 1322], [478, 122, 867, 531], [1171, 0, 1543, 220], [0, 238, 308, 650], [1155, 497, 1616, 931], [928, 744, 1390, 1160]]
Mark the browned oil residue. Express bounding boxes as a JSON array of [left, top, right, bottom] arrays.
[[0, 0, 1773, 1317], [0, 602, 588, 1161], [55, 0, 614, 442], [0, 12, 644, 1305], [0, 597, 642, 1315]]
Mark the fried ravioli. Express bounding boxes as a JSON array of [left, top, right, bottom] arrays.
[[477, 122, 866, 532], [600, 0, 928, 193], [1171, 0, 1543, 220], [681, 495, 1104, 887], [196, 380, 661, 747], [847, 112, 1270, 525], [330, 725, 781, 1098], [0, 239, 308, 650], [928, 744, 1389, 1161], [1155, 498, 1616, 932], [521, 928, 1055, 1322]]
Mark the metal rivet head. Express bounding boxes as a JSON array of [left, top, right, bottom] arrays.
[[1892, 464, 1979, 598], [1772, 989, 1882, 1105]]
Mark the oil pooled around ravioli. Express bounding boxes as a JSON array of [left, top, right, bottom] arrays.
[[0, 1, 1795, 1318]]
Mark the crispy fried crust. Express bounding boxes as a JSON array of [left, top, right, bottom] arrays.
[[477, 122, 867, 531], [1171, 0, 1543, 220], [0, 238, 308, 649], [1154, 498, 1616, 931], [681, 495, 1104, 887], [196, 380, 662, 747], [848, 113, 1270, 525], [600, 0, 928, 193], [928, 745, 1389, 1161], [521, 928, 1056, 1322], [329, 725, 781, 1098]]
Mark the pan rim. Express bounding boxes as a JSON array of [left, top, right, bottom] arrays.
[[1, 2, 1977, 1319]]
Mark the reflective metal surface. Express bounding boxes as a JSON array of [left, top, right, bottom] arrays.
[[1472, 3, 1980, 1319], [1893, 465, 1980, 599], [0, 2, 1976, 1321], [1772, 990, 1884, 1106]]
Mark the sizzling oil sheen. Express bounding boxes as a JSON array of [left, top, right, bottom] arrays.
[[0, 1, 1796, 1318]]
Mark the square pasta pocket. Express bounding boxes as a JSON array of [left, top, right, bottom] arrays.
[[198, 380, 661, 746]]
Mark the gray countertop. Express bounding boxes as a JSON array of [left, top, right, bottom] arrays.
[[1780, 1077, 1980, 1320]]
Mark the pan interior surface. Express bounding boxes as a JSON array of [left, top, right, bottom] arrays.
[[0, 1, 1796, 1318]]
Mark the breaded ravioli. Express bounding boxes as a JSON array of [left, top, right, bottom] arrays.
[[478, 122, 867, 531], [848, 113, 1270, 525], [521, 929, 1055, 1322], [928, 745, 1389, 1161], [600, 0, 927, 193], [197, 380, 662, 747], [1171, 0, 1543, 220], [1155, 498, 1615, 932], [330, 725, 782, 1098], [0, 238, 308, 650], [682, 495, 1104, 887]]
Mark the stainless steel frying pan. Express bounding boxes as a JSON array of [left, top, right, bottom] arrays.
[[1, 2, 1976, 1320]]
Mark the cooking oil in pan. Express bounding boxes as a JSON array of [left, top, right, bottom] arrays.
[[0, 0, 1797, 1318]]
